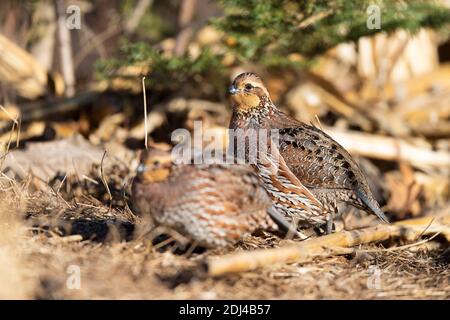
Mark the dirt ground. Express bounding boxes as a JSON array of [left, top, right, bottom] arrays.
[[3, 230, 450, 299], [0, 139, 448, 300], [1, 191, 448, 300]]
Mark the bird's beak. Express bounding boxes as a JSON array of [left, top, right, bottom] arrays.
[[137, 163, 146, 173], [228, 85, 239, 95]]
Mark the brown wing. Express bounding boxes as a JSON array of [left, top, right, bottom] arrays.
[[278, 124, 366, 191], [198, 163, 272, 215], [160, 164, 276, 246], [257, 137, 324, 213], [275, 123, 388, 222]]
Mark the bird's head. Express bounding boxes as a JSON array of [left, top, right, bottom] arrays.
[[229, 72, 271, 113], [136, 149, 173, 183]]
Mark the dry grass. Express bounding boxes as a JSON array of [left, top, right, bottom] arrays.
[[0, 181, 36, 299], [0, 151, 448, 300], [0, 225, 448, 299]]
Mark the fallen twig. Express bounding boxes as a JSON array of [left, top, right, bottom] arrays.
[[0, 33, 56, 98], [48, 234, 83, 244], [325, 127, 450, 169], [206, 215, 450, 276], [19, 91, 100, 123], [356, 231, 441, 253]]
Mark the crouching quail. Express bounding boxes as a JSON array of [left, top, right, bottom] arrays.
[[132, 148, 297, 248], [228, 72, 388, 232]]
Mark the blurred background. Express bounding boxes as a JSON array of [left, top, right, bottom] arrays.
[[1, 0, 449, 220], [0, 0, 449, 300]]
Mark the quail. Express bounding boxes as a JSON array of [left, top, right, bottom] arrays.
[[131, 148, 297, 248], [228, 72, 388, 232]]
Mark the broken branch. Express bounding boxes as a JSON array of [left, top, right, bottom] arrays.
[[207, 215, 450, 276], [325, 127, 450, 169]]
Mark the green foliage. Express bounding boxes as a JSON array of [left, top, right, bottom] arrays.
[[214, 0, 450, 66], [96, 41, 225, 94], [98, 0, 450, 90]]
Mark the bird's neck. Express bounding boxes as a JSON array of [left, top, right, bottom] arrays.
[[230, 100, 301, 130], [231, 99, 275, 129]]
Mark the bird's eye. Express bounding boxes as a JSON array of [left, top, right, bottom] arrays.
[[244, 83, 253, 91], [153, 160, 160, 166]]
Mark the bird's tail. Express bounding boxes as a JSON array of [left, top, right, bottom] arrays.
[[355, 188, 389, 223]]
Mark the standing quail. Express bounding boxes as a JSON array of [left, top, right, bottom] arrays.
[[228, 72, 388, 232], [131, 148, 296, 248]]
